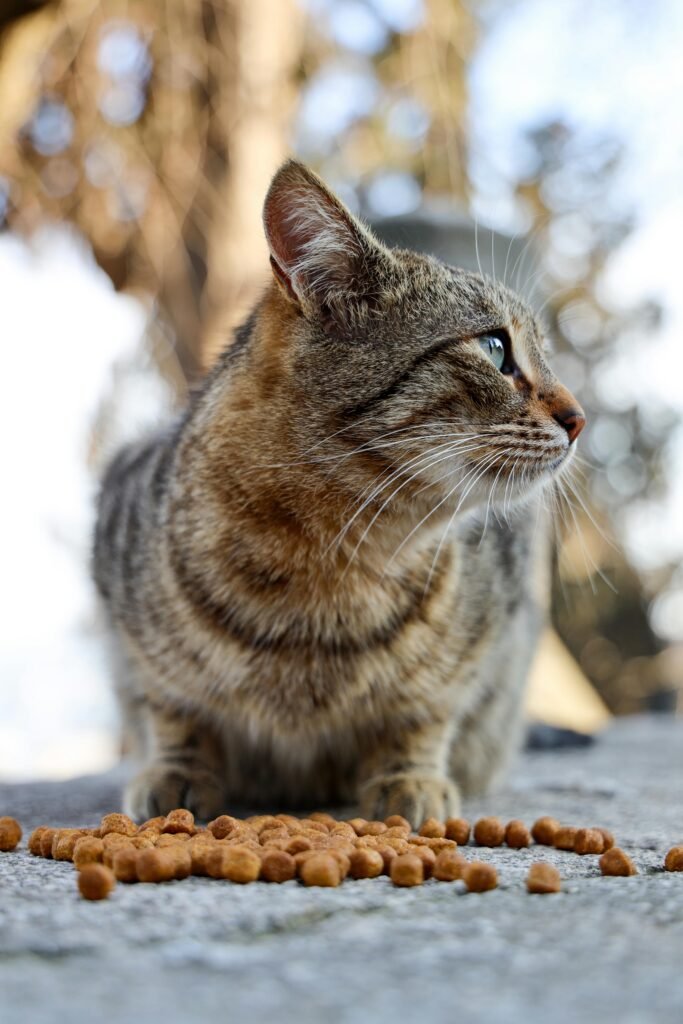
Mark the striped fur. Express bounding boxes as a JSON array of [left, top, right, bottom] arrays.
[[93, 161, 584, 825]]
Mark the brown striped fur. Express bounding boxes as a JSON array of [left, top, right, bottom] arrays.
[[93, 161, 585, 825]]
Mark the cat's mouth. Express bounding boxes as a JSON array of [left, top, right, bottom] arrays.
[[543, 452, 569, 473]]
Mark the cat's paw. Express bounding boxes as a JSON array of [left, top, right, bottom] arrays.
[[358, 773, 460, 829], [124, 762, 224, 822]]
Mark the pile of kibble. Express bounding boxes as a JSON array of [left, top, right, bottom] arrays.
[[1, 811, 681, 901]]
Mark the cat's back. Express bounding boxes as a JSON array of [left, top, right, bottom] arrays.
[[93, 426, 178, 612]]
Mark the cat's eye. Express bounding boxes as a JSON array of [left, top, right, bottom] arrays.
[[478, 334, 506, 371]]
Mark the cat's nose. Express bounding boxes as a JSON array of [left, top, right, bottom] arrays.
[[553, 406, 586, 444]]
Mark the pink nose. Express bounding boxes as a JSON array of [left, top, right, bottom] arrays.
[[553, 407, 586, 444]]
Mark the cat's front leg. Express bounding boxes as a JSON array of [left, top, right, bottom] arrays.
[[123, 701, 225, 821], [357, 719, 460, 828]]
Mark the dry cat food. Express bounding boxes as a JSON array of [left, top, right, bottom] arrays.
[[389, 853, 424, 887], [526, 862, 561, 894], [574, 828, 605, 855], [553, 826, 579, 852], [78, 863, 116, 901], [664, 847, 683, 872], [432, 849, 467, 882], [599, 847, 637, 877], [445, 818, 471, 845], [505, 820, 531, 849], [473, 817, 505, 847], [10, 807, 677, 899], [531, 817, 560, 846], [0, 817, 22, 852], [462, 861, 498, 892]]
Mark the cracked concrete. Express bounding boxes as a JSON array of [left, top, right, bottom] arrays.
[[1, 715, 682, 1024]]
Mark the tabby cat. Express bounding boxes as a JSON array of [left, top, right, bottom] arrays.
[[93, 160, 585, 826]]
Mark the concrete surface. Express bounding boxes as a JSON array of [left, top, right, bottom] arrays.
[[1, 715, 682, 1024]]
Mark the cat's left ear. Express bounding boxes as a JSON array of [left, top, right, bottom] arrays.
[[263, 160, 391, 322]]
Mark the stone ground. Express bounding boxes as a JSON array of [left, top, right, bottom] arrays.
[[1, 715, 682, 1024]]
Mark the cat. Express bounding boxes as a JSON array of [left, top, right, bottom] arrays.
[[93, 159, 585, 826]]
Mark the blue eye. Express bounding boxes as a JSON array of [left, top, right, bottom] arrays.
[[478, 334, 506, 371]]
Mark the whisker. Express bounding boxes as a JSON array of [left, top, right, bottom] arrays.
[[336, 440, 494, 568], [421, 450, 503, 593], [383, 448, 500, 571]]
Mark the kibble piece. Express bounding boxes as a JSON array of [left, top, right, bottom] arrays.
[[129, 835, 156, 850], [531, 816, 560, 846], [170, 845, 194, 880], [100, 813, 137, 838], [207, 845, 261, 883], [73, 837, 105, 869], [357, 820, 388, 837], [420, 837, 457, 855], [28, 826, 49, 856], [445, 817, 470, 845], [384, 815, 411, 830], [553, 826, 579, 852], [329, 823, 356, 840], [462, 861, 498, 893], [136, 848, 178, 883], [327, 848, 352, 880], [207, 815, 240, 840], [103, 835, 134, 867], [348, 847, 384, 879], [112, 847, 140, 883], [156, 832, 190, 848], [260, 850, 297, 883], [473, 817, 505, 847], [52, 829, 87, 861], [574, 828, 604, 856], [0, 817, 22, 852], [136, 828, 162, 844], [162, 809, 195, 835], [599, 847, 637, 877], [299, 819, 330, 835], [285, 835, 313, 855], [384, 825, 411, 839], [381, 836, 410, 854], [419, 817, 446, 839], [354, 836, 381, 852], [78, 864, 116, 901], [432, 849, 467, 882], [300, 853, 341, 887], [190, 843, 218, 877], [275, 814, 301, 828], [597, 828, 615, 852], [410, 845, 437, 878], [527, 862, 561, 894], [390, 853, 424, 887], [308, 812, 337, 828], [505, 820, 531, 849], [376, 845, 398, 874], [245, 815, 274, 833], [664, 846, 683, 872], [40, 828, 58, 859], [294, 849, 318, 873], [138, 816, 166, 833], [347, 818, 367, 836]]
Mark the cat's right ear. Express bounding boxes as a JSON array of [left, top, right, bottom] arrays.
[[263, 160, 388, 320]]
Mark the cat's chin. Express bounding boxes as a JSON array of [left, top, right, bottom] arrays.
[[462, 448, 573, 520]]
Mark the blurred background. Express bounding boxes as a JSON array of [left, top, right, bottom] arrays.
[[1, 0, 682, 782]]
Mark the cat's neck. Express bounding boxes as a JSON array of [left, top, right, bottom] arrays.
[[173, 394, 461, 606]]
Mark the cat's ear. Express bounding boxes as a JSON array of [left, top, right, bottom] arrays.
[[263, 160, 389, 319]]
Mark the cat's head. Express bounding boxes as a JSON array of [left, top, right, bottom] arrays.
[[259, 160, 584, 527]]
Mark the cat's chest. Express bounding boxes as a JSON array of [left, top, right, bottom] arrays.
[[181, 556, 471, 732]]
